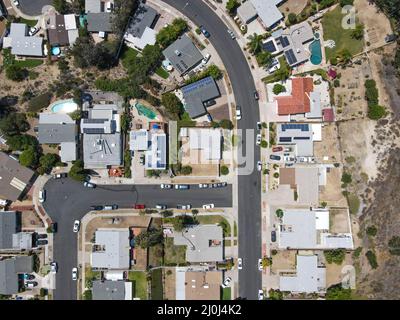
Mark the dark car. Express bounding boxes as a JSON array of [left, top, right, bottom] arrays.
[[199, 25, 210, 38], [36, 239, 48, 246], [23, 274, 35, 280], [54, 172, 67, 179], [207, 114, 213, 122], [254, 90, 259, 100], [90, 205, 104, 211], [49, 223, 57, 233], [271, 231, 276, 242], [37, 234, 48, 239], [269, 155, 281, 161]]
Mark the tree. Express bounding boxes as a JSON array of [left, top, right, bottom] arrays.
[[39, 153, 60, 173], [337, 48, 352, 63], [324, 249, 346, 265], [351, 23, 364, 40], [7, 134, 38, 151], [256, 51, 273, 67], [326, 284, 352, 300], [368, 104, 386, 120], [226, 0, 239, 15], [288, 13, 297, 24], [53, 0, 69, 14], [247, 33, 264, 55], [180, 165, 192, 175], [365, 250, 378, 269], [69, 160, 87, 181], [268, 289, 283, 300], [388, 236, 400, 255], [111, 0, 139, 35], [276, 209, 283, 219], [156, 18, 188, 48], [366, 225, 377, 237], [5, 65, 26, 81], [135, 228, 164, 248], [219, 119, 234, 130], [394, 49, 400, 70], [19, 146, 39, 168], [161, 92, 183, 120], [220, 165, 229, 175], [272, 84, 286, 95], [260, 140, 268, 148], [340, 0, 354, 6], [172, 215, 197, 232], [121, 112, 131, 132], [341, 172, 352, 184]]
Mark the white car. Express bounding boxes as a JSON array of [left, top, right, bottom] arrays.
[[202, 53, 211, 64], [258, 258, 263, 271], [198, 183, 209, 189], [227, 29, 236, 39], [258, 289, 264, 300], [38, 190, 46, 203], [177, 204, 191, 210], [256, 134, 262, 145], [155, 204, 167, 209], [221, 277, 232, 288], [50, 262, 58, 273], [237, 258, 243, 270], [268, 64, 280, 74], [203, 204, 214, 209], [73, 220, 80, 233], [83, 181, 96, 188], [28, 27, 39, 36], [160, 183, 172, 189], [72, 267, 78, 281], [236, 106, 242, 120], [257, 161, 262, 171], [13, 0, 19, 7]]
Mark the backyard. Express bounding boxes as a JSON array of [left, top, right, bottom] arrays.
[[164, 237, 186, 266], [321, 5, 364, 60], [128, 271, 148, 300], [150, 269, 163, 300]]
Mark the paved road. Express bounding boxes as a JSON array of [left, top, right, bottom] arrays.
[[43, 178, 232, 300], [163, 0, 262, 300], [18, 0, 52, 16]]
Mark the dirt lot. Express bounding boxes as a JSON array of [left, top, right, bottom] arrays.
[[163, 267, 176, 300], [314, 123, 342, 163], [279, 0, 308, 16], [325, 253, 353, 288], [329, 208, 351, 233], [270, 251, 297, 275], [319, 167, 347, 207], [21, 209, 44, 230]]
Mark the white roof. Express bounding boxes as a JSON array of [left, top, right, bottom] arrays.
[[68, 29, 79, 46], [311, 123, 322, 141], [124, 27, 156, 51], [188, 128, 222, 161], [250, 0, 283, 29], [129, 130, 149, 151], [64, 14, 77, 30], [145, 132, 167, 170], [60, 142, 77, 162]]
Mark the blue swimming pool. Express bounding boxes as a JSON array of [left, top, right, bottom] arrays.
[[52, 47, 61, 56], [309, 39, 322, 65], [51, 99, 78, 113]]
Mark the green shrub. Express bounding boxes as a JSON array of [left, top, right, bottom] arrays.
[[326, 284, 352, 300], [341, 172, 352, 184], [260, 140, 268, 148], [366, 225, 377, 237], [272, 83, 286, 95], [324, 249, 346, 265], [27, 92, 52, 112], [365, 250, 378, 269], [220, 165, 229, 175]]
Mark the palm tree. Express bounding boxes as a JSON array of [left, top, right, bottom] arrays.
[[247, 33, 264, 55]]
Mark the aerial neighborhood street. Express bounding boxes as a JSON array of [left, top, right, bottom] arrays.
[[1, 0, 400, 304]]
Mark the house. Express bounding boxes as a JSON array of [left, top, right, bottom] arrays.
[[37, 113, 77, 162], [262, 22, 314, 67], [238, 0, 284, 29], [0, 211, 33, 251], [279, 255, 326, 294], [85, 0, 112, 34], [173, 225, 223, 263], [91, 229, 130, 270], [81, 104, 122, 169], [3, 23, 43, 57], [124, 3, 158, 51], [47, 14, 79, 47], [92, 280, 132, 300], [162, 35, 204, 75], [0, 152, 35, 202], [237, 1, 257, 24], [177, 76, 220, 119], [278, 208, 353, 250], [176, 270, 222, 300], [0, 256, 33, 295]]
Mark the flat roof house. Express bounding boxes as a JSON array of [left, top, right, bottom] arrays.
[[91, 229, 130, 270], [38, 113, 77, 162], [145, 132, 167, 170], [47, 14, 79, 47], [182, 128, 222, 164], [4, 23, 43, 57], [0, 211, 33, 251], [176, 270, 223, 300], [162, 34, 204, 75], [92, 280, 132, 300], [0, 256, 33, 295], [279, 255, 326, 294], [124, 3, 158, 51], [178, 76, 221, 119], [237, 1, 258, 24], [0, 152, 35, 202], [173, 224, 223, 263]]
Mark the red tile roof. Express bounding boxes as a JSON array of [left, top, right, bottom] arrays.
[[323, 108, 335, 122], [276, 78, 314, 115]]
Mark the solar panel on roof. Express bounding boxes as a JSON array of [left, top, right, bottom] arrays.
[[279, 137, 292, 142], [83, 119, 107, 123], [281, 124, 309, 131], [280, 36, 290, 48], [262, 40, 277, 53], [285, 49, 297, 65], [293, 137, 310, 140], [83, 128, 105, 134]]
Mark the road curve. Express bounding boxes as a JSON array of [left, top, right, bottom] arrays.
[[162, 0, 262, 299]]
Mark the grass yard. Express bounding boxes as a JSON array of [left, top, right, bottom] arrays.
[[221, 287, 231, 300], [128, 271, 148, 300], [15, 59, 43, 68], [347, 193, 360, 214], [121, 46, 139, 69], [321, 6, 364, 60], [155, 66, 169, 79], [150, 269, 163, 300], [164, 237, 186, 266], [149, 243, 164, 267], [19, 18, 38, 27], [196, 215, 231, 237]]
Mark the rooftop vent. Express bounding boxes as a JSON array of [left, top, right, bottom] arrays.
[[174, 50, 181, 56]]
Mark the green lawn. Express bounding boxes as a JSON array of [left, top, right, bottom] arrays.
[[128, 271, 148, 300], [321, 5, 364, 60], [262, 56, 290, 84], [155, 66, 169, 79], [347, 193, 360, 214], [221, 287, 231, 300], [19, 18, 38, 27], [150, 269, 163, 300], [164, 237, 186, 265], [196, 215, 231, 237], [121, 46, 140, 69], [15, 59, 43, 68]]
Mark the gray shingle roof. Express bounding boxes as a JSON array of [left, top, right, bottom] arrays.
[[86, 13, 112, 32], [38, 113, 76, 144], [0, 256, 32, 295], [125, 3, 157, 38], [162, 35, 203, 75], [85, 0, 102, 13], [48, 15, 70, 46], [0, 211, 18, 250], [92, 280, 126, 300]]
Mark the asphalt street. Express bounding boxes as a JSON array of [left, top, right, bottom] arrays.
[[43, 178, 232, 300], [163, 0, 262, 300], [18, 0, 52, 16]]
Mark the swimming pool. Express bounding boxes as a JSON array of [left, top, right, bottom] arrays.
[[51, 99, 78, 113], [52, 47, 60, 56], [134, 102, 157, 120], [309, 39, 322, 65]]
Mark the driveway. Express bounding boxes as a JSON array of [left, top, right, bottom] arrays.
[[18, 0, 52, 16], [43, 178, 232, 300]]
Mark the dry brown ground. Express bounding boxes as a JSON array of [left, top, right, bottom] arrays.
[[163, 268, 176, 300], [314, 123, 342, 163], [319, 168, 347, 207], [270, 251, 296, 275], [279, 0, 308, 16]]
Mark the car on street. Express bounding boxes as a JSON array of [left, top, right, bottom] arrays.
[[236, 105, 242, 120], [199, 183, 209, 188], [203, 204, 214, 209], [28, 26, 39, 36], [160, 183, 172, 189], [258, 258, 263, 271], [254, 90, 259, 100], [271, 231, 276, 242], [26, 281, 38, 288], [73, 220, 80, 233], [257, 161, 262, 171], [104, 204, 118, 210], [54, 173, 67, 179], [90, 205, 104, 211], [134, 204, 145, 209], [257, 122, 262, 130], [37, 233, 48, 239], [38, 189, 46, 203], [50, 262, 58, 273], [256, 134, 262, 145], [155, 204, 167, 209], [24, 274, 35, 280], [36, 239, 48, 246], [221, 277, 232, 288], [272, 146, 283, 152], [227, 29, 235, 39], [72, 267, 78, 281], [258, 289, 264, 300], [176, 204, 191, 210], [49, 222, 57, 233], [269, 154, 281, 161], [199, 25, 210, 38], [175, 184, 190, 190], [237, 258, 243, 270], [12, 0, 19, 7], [83, 181, 96, 188]]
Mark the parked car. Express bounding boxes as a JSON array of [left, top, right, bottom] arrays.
[[227, 29, 235, 39], [257, 161, 262, 171], [268, 64, 279, 74], [203, 204, 214, 209], [202, 53, 211, 64], [284, 147, 292, 152], [256, 134, 262, 145], [258, 289, 264, 300], [160, 183, 172, 189], [49, 222, 57, 233], [221, 277, 232, 288], [284, 156, 295, 163], [258, 258, 263, 271], [72, 267, 78, 281], [83, 181, 96, 188], [73, 220, 80, 233], [269, 155, 281, 161], [105, 1, 113, 12], [38, 189, 46, 203], [257, 122, 262, 130], [139, 155, 145, 165], [175, 184, 190, 190], [198, 183, 209, 189], [54, 173, 67, 179], [272, 146, 283, 152], [236, 105, 242, 120], [254, 90, 259, 100], [104, 204, 118, 210], [134, 204, 145, 209], [90, 205, 104, 211], [50, 262, 58, 273], [206, 113, 213, 122], [297, 156, 308, 163], [237, 258, 243, 270], [37, 234, 48, 239], [28, 26, 39, 36], [12, 0, 19, 7], [155, 204, 167, 210], [271, 231, 276, 242], [199, 25, 210, 38], [24, 274, 35, 280], [36, 239, 48, 246], [176, 204, 191, 210], [26, 281, 38, 288]]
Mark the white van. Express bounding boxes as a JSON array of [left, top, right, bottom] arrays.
[[38, 190, 46, 203], [105, 2, 113, 12]]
